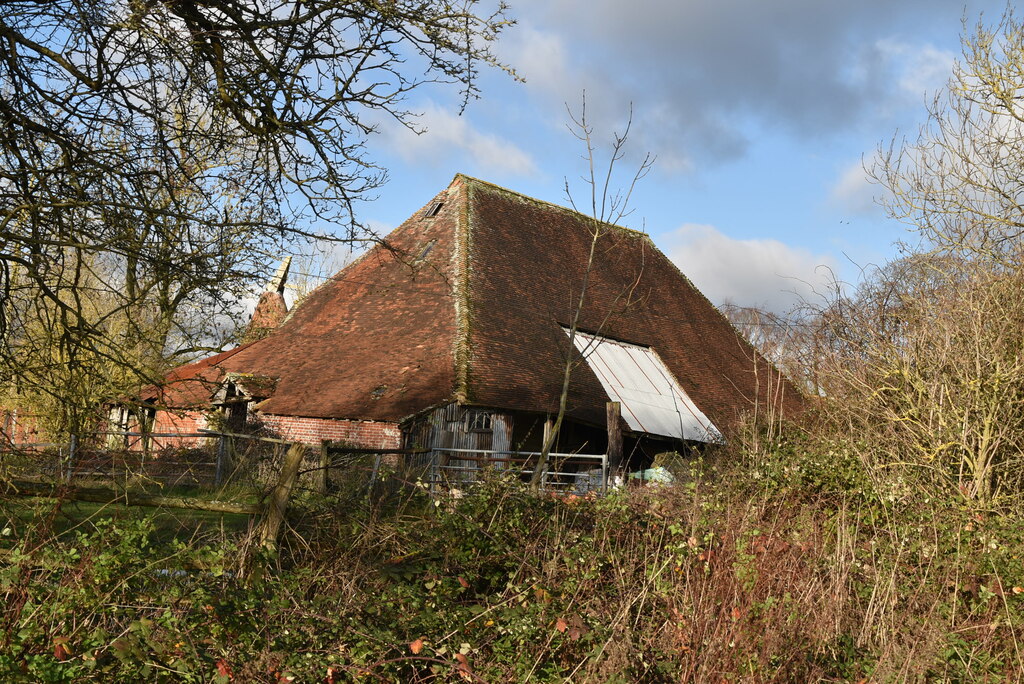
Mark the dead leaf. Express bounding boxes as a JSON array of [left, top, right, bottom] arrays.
[[409, 638, 424, 654], [566, 615, 589, 640], [455, 652, 473, 680], [555, 617, 568, 633], [731, 607, 742, 620], [458, 576, 470, 589], [52, 638, 70, 661], [216, 658, 232, 679]]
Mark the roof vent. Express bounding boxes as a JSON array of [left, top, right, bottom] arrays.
[[415, 239, 437, 264], [423, 201, 444, 218]]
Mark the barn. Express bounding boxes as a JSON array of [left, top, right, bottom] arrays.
[[131, 174, 801, 478]]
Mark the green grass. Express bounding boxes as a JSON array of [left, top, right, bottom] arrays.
[[3, 497, 252, 549]]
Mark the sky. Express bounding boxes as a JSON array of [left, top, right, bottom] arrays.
[[339, 0, 1008, 315]]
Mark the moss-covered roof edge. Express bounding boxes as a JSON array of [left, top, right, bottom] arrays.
[[453, 173, 650, 240], [451, 177, 473, 404]]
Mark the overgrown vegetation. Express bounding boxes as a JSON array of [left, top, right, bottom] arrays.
[[2, 432, 1023, 682]]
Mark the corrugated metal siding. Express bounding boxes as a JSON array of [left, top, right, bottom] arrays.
[[405, 403, 515, 482], [492, 414, 511, 469], [570, 331, 722, 443]]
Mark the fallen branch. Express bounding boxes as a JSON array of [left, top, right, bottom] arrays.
[[3, 478, 260, 515]]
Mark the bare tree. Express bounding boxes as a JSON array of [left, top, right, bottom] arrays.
[[827, 10, 1024, 504], [872, 9, 1024, 266], [719, 303, 824, 397], [530, 99, 652, 489], [812, 253, 1024, 502], [0, 1, 515, 431]]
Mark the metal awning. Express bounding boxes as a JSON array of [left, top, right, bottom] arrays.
[[569, 330, 723, 443]]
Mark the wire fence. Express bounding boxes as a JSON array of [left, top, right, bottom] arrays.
[[411, 447, 610, 494], [0, 430, 298, 492], [1, 431, 614, 499]]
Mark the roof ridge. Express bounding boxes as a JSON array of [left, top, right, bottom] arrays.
[[453, 173, 650, 238], [452, 176, 473, 403]]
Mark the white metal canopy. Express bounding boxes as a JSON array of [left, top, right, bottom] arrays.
[[569, 330, 723, 443]]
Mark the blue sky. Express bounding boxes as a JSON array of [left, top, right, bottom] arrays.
[[341, 0, 1007, 314]]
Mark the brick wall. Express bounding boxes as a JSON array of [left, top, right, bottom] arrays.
[[257, 413, 401, 448], [134, 408, 402, 450], [0, 410, 43, 445], [149, 410, 209, 448], [4, 405, 401, 452]]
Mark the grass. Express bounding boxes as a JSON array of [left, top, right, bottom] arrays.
[[3, 497, 253, 551]]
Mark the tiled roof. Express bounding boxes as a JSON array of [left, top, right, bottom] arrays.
[[460, 177, 802, 429], [140, 343, 256, 408], [244, 291, 288, 342], [150, 175, 803, 430], [165, 182, 464, 420]]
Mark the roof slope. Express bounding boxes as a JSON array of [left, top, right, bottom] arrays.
[[460, 177, 802, 430], [141, 343, 256, 409], [151, 182, 465, 419], [152, 175, 801, 429]]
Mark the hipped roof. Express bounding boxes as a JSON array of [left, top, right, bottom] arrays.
[[149, 175, 802, 431]]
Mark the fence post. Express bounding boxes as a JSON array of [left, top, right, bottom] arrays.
[[315, 440, 327, 493], [215, 433, 229, 486], [539, 416, 553, 488], [311, 440, 327, 493], [606, 402, 622, 485], [367, 453, 383, 491], [258, 443, 306, 552], [65, 434, 78, 482]]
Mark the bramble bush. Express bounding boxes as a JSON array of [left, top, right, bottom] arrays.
[[2, 440, 1023, 682]]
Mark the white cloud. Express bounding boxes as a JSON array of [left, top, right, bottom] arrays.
[[876, 38, 956, 101], [499, 25, 574, 99], [499, 0, 1001, 170], [381, 102, 536, 176], [829, 160, 878, 215], [667, 223, 838, 314]]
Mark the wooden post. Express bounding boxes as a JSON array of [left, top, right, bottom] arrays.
[[259, 443, 306, 552], [65, 434, 78, 482], [141, 409, 152, 466], [367, 453, 383, 491], [122, 410, 130, 451], [317, 440, 330, 494], [606, 402, 622, 483], [539, 415, 554, 486], [215, 433, 230, 486]]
